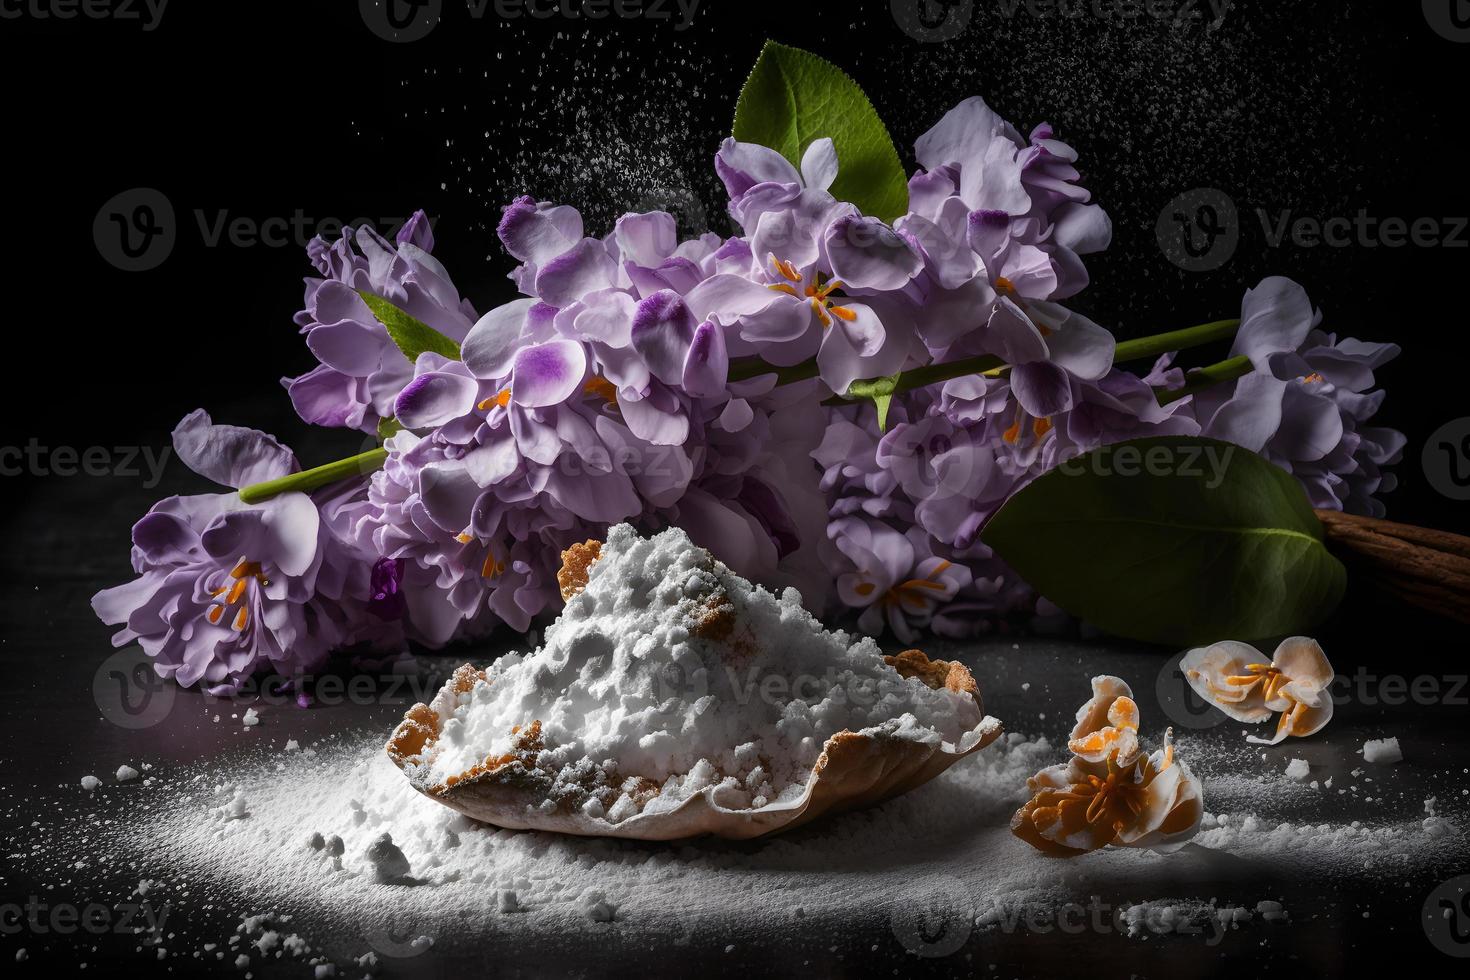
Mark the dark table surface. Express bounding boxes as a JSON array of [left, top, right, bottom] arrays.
[[3, 467, 1469, 978]]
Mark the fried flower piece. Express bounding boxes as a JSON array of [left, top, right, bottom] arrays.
[[1180, 636, 1334, 745], [1012, 675, 1203, 856]]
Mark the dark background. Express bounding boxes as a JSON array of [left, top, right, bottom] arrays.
[[2, 5, 1470, 975], [2, 0, 1467, 529]]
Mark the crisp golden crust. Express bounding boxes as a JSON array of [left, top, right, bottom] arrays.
[[435, 720, 544, 793], [385, 664, 488, 767], [690, 592, 736, 642], [557, 539, 603, 600], [382, 590, 1002, 839], [884, 648, 980, 699]]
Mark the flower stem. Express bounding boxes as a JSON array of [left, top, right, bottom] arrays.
[[732, 317, 1241, 394], [238, 448, 388, 504], [240, 319, 1245, 503], [1154, 354, 1254, 405], [1110, 318, 1241, 367]]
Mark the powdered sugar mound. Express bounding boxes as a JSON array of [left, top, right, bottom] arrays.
[[416, 525, 987, 818]]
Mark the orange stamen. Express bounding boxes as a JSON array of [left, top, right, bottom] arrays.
[[583, 376, 618, 405], [478, 389, 512, 411], [230, 560, 262, 580]]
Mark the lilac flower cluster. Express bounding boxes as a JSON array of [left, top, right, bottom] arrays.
[[94, 96, 1404, 689]]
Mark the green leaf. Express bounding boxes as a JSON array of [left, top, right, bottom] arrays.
[[377, 416, 403, 441], [847, 372, 903, 432], [358, 291, 461, 362], [733, 42, 909, 223], [980, 437, 1346, 646]]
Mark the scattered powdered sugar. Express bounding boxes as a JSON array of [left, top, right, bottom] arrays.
[[11, 712, 1454, 971], [414, 525, 986, 819]]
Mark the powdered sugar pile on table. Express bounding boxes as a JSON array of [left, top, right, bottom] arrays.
[[408, 524, 989, 820]]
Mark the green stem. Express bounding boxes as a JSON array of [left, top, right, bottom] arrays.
[[886, 318, 1240, 397], [1110, 318, 1240, 367], [241, 318, 1245, 503], [239, 448, 387, 504], [733, 317, 1242, 398], [727, 356, 820, 385], [1154, 354, 1254, 406]]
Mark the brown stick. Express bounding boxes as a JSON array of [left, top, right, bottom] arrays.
[[1315, 509, 1470, 624]]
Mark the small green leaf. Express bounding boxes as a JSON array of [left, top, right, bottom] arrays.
[[377, 416, 403, 441], [980, 437, 1346, 646], [733, 42, 909, 223], [847, 372, 903, 432], [358, 291, 461, 362]]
